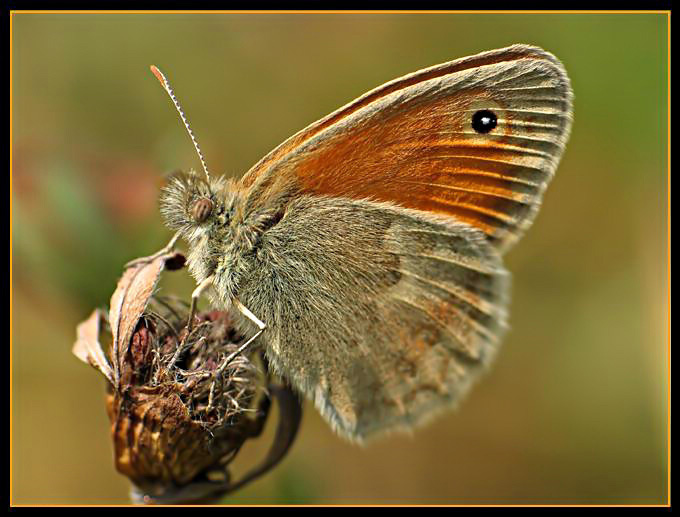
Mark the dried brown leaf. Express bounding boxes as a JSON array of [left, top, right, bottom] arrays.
[[109, 253, 180, 385], [72, 308, 114, 383]]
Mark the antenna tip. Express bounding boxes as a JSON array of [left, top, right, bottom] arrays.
[[149, 65, 165, 85]]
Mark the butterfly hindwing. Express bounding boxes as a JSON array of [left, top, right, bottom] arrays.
[[232, 195, 509, 440]]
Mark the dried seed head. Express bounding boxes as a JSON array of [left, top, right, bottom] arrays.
[[108, 303, 260, 499], [73, 253, 302, 504]]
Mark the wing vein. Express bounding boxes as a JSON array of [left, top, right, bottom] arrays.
[[391, 178, 531, 202], [397, 268, 500, 325], [434, 155, 547, 173], [399, 249, 501, 275]]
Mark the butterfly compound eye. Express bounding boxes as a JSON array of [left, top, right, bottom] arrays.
[[471, 109, 498, 134], [191, 197, 213, 223]]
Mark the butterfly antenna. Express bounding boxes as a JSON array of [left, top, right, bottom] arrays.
[[150, 65, 211, 183]]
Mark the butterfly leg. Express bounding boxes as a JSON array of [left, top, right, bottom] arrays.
[[216, 300, 266, 375], [125, 231, 181, 269], [186, 274, 215, 332], [207, 299, 267, 411]]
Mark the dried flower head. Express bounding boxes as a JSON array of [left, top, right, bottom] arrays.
[[73, 253, 301, 504]]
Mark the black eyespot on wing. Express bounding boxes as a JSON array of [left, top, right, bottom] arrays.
[[471, 110, 498, 134]]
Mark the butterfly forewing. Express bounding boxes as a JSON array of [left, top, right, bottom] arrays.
[[242, 44, 572, 253]]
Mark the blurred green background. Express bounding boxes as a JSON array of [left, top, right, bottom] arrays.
[[11, 13, 668, 505]]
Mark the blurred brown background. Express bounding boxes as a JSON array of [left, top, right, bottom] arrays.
[[11, 13, 668, 504]]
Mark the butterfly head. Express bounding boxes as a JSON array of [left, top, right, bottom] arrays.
[[159, 171, 241, 242]]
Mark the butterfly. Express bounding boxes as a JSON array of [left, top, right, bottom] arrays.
[[145, 44, 572, 442]]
